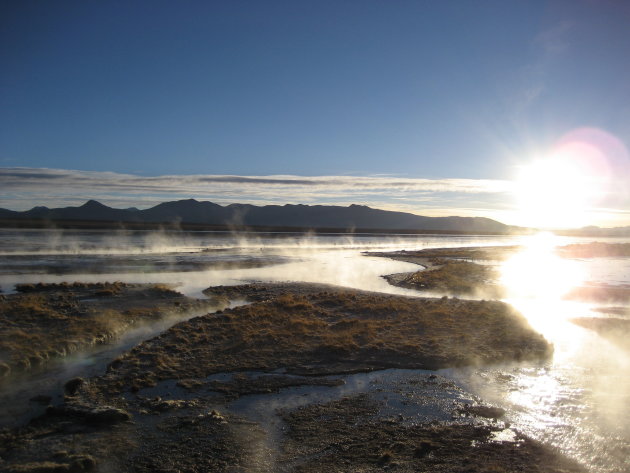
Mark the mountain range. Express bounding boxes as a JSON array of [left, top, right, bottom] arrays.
[[0, 199, 524, 234]]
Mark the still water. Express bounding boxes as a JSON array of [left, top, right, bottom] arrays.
[[1, 228, 629, 472]]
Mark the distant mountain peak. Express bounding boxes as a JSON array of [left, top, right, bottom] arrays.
[[81, 200, 109, 208]]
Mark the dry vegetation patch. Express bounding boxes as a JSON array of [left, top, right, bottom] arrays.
[[0, 282, 214, 379], [367, 247, 514, 297], [100, 285, 551, 393], [0, 284, 562, 473], [388, 260, 504, 298]]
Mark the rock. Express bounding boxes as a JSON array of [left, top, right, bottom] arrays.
[[377, 452, 393, 465], [207, 410, 228, 424], [459, 404, 506, 420], [414, 441, 437, 458], [29, 394, 53, 404], [64, 378, 84, 396], [83, 407, 131, 424], [46, 405, 131, 425], [175, 378, 205, 390], [5, 455, 95, 472], [68, 454, 96, 471], [7, 461, 68, 472]]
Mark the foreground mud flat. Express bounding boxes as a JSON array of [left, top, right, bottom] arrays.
[[0, 282, 588, 472]]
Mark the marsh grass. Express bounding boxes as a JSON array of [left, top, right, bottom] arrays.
[[101, 287, 551, 393], [398, 260, 504, 298], [0, 283, 202, 378]]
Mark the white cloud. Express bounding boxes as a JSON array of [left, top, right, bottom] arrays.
[[3, 167, 628, 227], [0, 167, 513, 218]]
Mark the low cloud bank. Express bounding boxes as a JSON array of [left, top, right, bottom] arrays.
[[0, 167, 511, 217], [1, 167, 628, 227]]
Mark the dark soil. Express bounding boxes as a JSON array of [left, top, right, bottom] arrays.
[[280, 394, 586, 473]]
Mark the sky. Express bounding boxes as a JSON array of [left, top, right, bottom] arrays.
[[1, 1, 630, 228]]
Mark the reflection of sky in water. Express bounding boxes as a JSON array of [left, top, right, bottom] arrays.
[[1, 229, 630, 472], [0, 229, 529, 295]]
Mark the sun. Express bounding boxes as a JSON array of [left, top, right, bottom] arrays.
[[514, 141, 609, 229]]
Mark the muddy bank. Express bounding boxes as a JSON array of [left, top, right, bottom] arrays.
[[0, 282, 220, 379], [366, 245, 521, 266], [565, 284, 630, 303], [367, 247, 507, 298], [571, 317, 630, 351], [280, 393, 585, 473], [0, 369, 586, 473], [98, 283, 551, 393], [557, 242, 630, 258], [591, 306, 630, 317], [371, 241, 630, 263], [1, 283, 575, 473], [384, 260, 504, 299], [371, 245, 630, 303]]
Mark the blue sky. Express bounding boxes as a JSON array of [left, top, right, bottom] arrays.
[[2, 1, 630, 227]]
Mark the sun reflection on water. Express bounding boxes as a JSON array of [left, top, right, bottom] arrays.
[[498, 232, 593, 340], [500, 232, 586, 302], [482, 232, 630, 472]]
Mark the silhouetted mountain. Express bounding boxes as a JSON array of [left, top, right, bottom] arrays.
[[558, 225, 630, 237], [20, 200, 138, 222], [0, 208, 19, 219], [141, 199, 228, 223], [0, 199, 523, 233]]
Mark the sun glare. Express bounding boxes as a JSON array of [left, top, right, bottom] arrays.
[[515, 146, 607, 229], [500, 232, 586, 301], [510, 127, 630, 229], [499, 232, 589, 339]]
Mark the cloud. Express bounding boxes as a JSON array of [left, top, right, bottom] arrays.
[[533, 20, 572, 55], [0, 167, 513, 217], [3, 167, 629, 227], [507, 20, 573, 123]]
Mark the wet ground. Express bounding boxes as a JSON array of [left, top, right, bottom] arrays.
[[0, 282, 582, 473], [2, 233, 629, 472]]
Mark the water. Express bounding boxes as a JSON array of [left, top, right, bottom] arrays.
[[1, 228, 629, 472], [0, 229, 529, 297]]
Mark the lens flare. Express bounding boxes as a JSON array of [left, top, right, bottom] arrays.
[[513, 128, 629, 229]]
